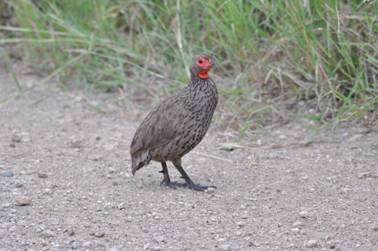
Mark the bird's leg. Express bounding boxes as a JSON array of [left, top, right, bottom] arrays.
[[173, 160, 215, 191], [159, 162, 172, 187]]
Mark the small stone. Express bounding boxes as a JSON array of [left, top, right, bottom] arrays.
[[11, 134, 22, 143], [52, 245, 65, 251], [358, 172, 371, 179], [237, 221, 245, 227], [9, 143, 16, 148], [95, 136, 101, 141], [299, 210, 310, 218], [1, 170, 14, 177], [15, 183, 23, 188], [1, 203, 11, 208], [143, 244, 150, 250], [41, 229, 55, 238], [279, 134, 287, 139], [372, 225, 378, 232], [104, 143, 116, 151], [15, 196, 32, 206], [35, 224, 46, 233], [117, 203, 126, 210], [67, 229, 75, 236], [235, 231, 243, 236], [92, 232, 105, 238], [83, 241, 91, 248], [241, 214, 248, 219], [291, 227, 300, 233], [70, 240, 81, 249], [219, 244, 232, 251], [153, 235, 165, 242], [327, 240, 337, 249], [70, 140, 82, 149], [292, 221, 303, 227], [151, 246, 161, 251], [38, 173, 48, 179], [205, 187, 216, 194], [305, 239, 318, 248]]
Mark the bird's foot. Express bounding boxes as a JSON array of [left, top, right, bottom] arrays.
[[160, 178, 175, 188], [161, 179, 194, 190], [187, 183, 216, 192]]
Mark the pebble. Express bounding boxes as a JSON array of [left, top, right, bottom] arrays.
[[67, 229, 75, 236], [327, 240, 337, 249], [70, 140, 82, 149], [219, 244, 232, 251], [372, 225, 378, 232], [41, 229, 55, 238], [15, 183, 23, 188], [70, 240, 81, 249], [153, 234, 165, 243], [11, 134, 22, 143], [117, 203, 126, 210], [15, 196, 32, 206], [241, 214, 248, 219], [305, 239, 318, 248], [205, 187, 216, 194], [291, 227, 300, 233], [357, 172, 372, 179], [38, 173, 48, 178], [35, 224, 46, 233], [151, 246, 161, 251], [1, 170, 14, 177], [292, 221, 303, 227], [83, 241, 91, 248], [299, 210, 310, 218], [92, 231, 105, 238], [1, 203, 11, 208]]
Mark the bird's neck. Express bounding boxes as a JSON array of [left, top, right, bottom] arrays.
[[190, 75, 211, 87]]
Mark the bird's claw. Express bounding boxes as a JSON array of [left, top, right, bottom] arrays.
[[187, 183, 216, 191]]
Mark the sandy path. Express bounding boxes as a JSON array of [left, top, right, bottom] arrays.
[[0, 69, 377, 251]]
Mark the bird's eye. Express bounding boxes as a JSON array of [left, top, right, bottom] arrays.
[[198, 59, 203, 65]]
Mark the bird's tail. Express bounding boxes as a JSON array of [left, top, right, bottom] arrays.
[[131, 151, 151, 175]]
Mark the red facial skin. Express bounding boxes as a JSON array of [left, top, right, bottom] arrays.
[[196, 57, 213, 79]]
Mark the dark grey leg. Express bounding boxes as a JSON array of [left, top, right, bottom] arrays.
[[159, 162, 171, 186], [172, 159, 215, 191]]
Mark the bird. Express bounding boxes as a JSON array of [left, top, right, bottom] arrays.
[[130, 54, 218, 191]]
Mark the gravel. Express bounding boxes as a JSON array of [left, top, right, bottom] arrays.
[[1, 170, 14, 177], [305, 239, 319, 248], [14, 196, 32, 206], [0, 68, 377, 250], [38, 172, 48, 179], [299, 210, 310, 219]]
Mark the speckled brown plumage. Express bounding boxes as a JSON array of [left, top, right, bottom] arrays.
[[130, 54, 218, 191]]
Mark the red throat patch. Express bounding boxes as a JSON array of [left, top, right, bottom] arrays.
[[198, 70, 209, 79]]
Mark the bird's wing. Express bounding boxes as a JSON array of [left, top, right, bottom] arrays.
[[130, 94, 184, 156]]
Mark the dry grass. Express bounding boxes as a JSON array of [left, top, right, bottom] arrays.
[[1, 0, 377, 133]]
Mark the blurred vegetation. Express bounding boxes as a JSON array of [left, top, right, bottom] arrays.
[[1, 0, 377, 130]]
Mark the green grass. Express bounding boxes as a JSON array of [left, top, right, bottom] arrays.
[[1, 0, 377, 130]]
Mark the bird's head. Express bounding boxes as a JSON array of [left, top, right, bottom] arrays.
[[190, 54, 215, 80]]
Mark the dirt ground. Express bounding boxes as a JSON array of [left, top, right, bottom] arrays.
[[0, 68, 377, 251]]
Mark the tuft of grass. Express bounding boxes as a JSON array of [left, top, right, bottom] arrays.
[[1, 0, 377, 131]]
